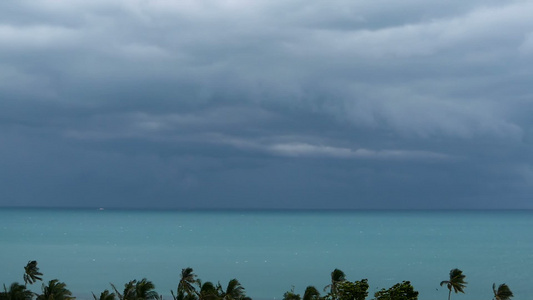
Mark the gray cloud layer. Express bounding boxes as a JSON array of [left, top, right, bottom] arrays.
[[1, 0, 532, 209]]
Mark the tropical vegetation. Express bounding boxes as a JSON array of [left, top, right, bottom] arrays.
[[37, 280, 74, 300], [335, 279, 369, 300], [23, 261, 43, 287], [374, 281, 418, 300], [323, 269, 346, 299], [1, 283, 33, 300], [302, 286, 320, 300], [439, 268, 467, 300], [283, 287, 301, 300], [0, 261, 519, 300], [492, 283, 513, 300], [112, 278, 159, 300], [92, 290, 116, 300]]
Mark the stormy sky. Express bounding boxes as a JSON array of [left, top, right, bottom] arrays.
[[1, 0, 532, 209]]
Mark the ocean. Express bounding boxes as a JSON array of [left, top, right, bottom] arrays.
[[0, 209, 531, 300]]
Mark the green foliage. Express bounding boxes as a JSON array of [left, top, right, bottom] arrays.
[[283, 287, 301, 300], [493, 283, 513, 300], [6, 263, 515, 300], [23, 261, 43, 287], [37, 279, 74, 300], [373, 281, 418, 300], [324, 269, 347, 298], [303, 286, 321, 300], [440, 268, 467, 293], [170, 270, 248, 300], [112, 278, 158, 300], [440, 269, 467, 300], [1, 283, 34, 300], [92, 290, 116, 300], [172, 268, 200, 300], [198, 281, 219, 300], [218, 279, 246, 300], [336, 279, 369, 300]]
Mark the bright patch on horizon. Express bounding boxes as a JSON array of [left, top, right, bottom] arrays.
[[269, 142, 450, 161]]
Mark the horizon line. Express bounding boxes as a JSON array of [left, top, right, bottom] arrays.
[[1, 206, 532, 212]]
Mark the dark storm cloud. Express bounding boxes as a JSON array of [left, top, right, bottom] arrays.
[[0, 0, 532, 208]]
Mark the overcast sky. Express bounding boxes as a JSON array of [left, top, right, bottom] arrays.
[[1, 0, 532, 209]]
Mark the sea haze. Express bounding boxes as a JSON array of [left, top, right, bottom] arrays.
[[1, 209, 531, 300]]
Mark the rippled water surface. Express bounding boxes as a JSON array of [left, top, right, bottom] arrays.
[[1, 209, 531, 300]]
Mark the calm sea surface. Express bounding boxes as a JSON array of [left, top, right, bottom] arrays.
[[0, 209, 531, 300]]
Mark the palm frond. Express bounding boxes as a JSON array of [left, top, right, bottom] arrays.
[[110, 283, 124, 300], [493, 283, 513, 300], [221, 279, 245, 300], [331, 269, 346, 282], [179, 268, 200, 298], [3, 282, 33, 300], [198, 281, 219, 300], [444, 269, 467, 294], [303, 286, 320, 300], [37, 279, 74, 300], [324, 269, 346, 297], [23, 261, 43, 286]]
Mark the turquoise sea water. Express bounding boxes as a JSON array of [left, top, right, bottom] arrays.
[[0, 209, 531, 300]]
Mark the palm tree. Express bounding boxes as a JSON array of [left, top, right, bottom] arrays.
[[23, 261, 43, 287], [136, 278, 158, 300], [218, 279, 245, 300], [112, 279, 158, 300], [324, 269, 346, 298], [374, 281, 418, 300], [197, 281, 219, 300], [283, 287, 301, 300], [198, 280, 222, 300], [180, 268, 200, 300], [440, 268, 467, 300], [303, 286, 320, 300], [92, 290, 116, 300], [122, 280, 137, 300], [1, 283, 34, 300], [493, 283, 513, 300], [172, 268, 200, 300], [36, 279, 74, 300], [110, 283, 123, 300]]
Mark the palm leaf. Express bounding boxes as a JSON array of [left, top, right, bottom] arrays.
[[23, 261, 43, 286], [179, 268, 200, 298], [221, 279, 245, 300], [110, 283, 124, 300], [37, 279, 74, 300], [324, 269, 346, 295], [198, 281, 219, 300], [3, 282, 34, 300], [303, 286, 320, 300], [493, 283, 513, 300]]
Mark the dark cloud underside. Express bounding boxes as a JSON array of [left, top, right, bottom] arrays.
[[0, 0, 532, 209]]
